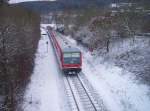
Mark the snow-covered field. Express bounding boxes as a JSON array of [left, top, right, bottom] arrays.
[[66, 36, 150, 111], [21, 28, 69, 111], [22, 25, 150, 111]]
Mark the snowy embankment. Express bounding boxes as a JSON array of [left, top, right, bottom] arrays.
[[21, 24, 150, 111], [66, 36, 150, 111], [21, 28, 68, 111]]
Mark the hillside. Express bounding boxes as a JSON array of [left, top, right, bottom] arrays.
[[50, 2, 150, 85], [14, 1, 105, 14], [12, 0, 150, 14]]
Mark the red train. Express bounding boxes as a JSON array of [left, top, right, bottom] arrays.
[[47, 26, 82, 74]]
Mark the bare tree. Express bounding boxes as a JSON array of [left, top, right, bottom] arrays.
[[0, 0, 9, 5], [0, 5, 40, 111]]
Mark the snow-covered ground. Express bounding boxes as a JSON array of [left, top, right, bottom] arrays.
[[22, 24, 150, 111], [9, 0, 56, 4], [66, 36, 150, 111], [21, 28, 69, 111]]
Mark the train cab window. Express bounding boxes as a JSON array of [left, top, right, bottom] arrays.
[[63, 52, 80, 64]]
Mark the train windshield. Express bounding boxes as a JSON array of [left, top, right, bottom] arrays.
[[63, 52, 80, 64]]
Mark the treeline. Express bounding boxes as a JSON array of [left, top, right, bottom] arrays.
[[0, 4, 40, 111], [53, 5, 150, 50]]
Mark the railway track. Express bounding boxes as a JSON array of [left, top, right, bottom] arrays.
[[64, 73, 106, 111]]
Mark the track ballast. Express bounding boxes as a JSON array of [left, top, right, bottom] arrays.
[[64, 73, 106, 111]]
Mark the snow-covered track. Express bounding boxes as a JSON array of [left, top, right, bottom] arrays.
[[64, 74, 105, 111]]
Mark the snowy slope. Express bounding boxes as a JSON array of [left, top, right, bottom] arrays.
[[21, 28, 69, 111], [21, 24, 150, 111], [65, 36, 150, 111]]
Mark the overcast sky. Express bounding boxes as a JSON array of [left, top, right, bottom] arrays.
[[9, 0, 56, 4]]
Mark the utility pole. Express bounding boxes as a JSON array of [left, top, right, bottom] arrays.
[[46, 41, 48, 53]]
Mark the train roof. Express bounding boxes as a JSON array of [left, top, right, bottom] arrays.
[[52, 31, 81, 53], [63, 47, 80, 53]]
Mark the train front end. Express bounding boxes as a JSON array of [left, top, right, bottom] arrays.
[[62, 48, 82, 74]]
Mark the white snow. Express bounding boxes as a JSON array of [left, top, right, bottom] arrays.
[[108, 37, 150, 57], [83, 60, 150, 111], [9, 0, 56, 4], [66, 36, 150, 111], [111, 3, 117, 8], [22, 28, 68, 111], [22, 24, 150, 111], [41, 24, 57, 29]]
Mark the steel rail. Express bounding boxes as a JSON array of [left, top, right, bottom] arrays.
[[77, 75, 97, 111], [66, 74, 100, 111], [66, 76, 80, 111]]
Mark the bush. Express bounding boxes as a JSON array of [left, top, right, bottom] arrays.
[[0, 4, 40, 111]]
